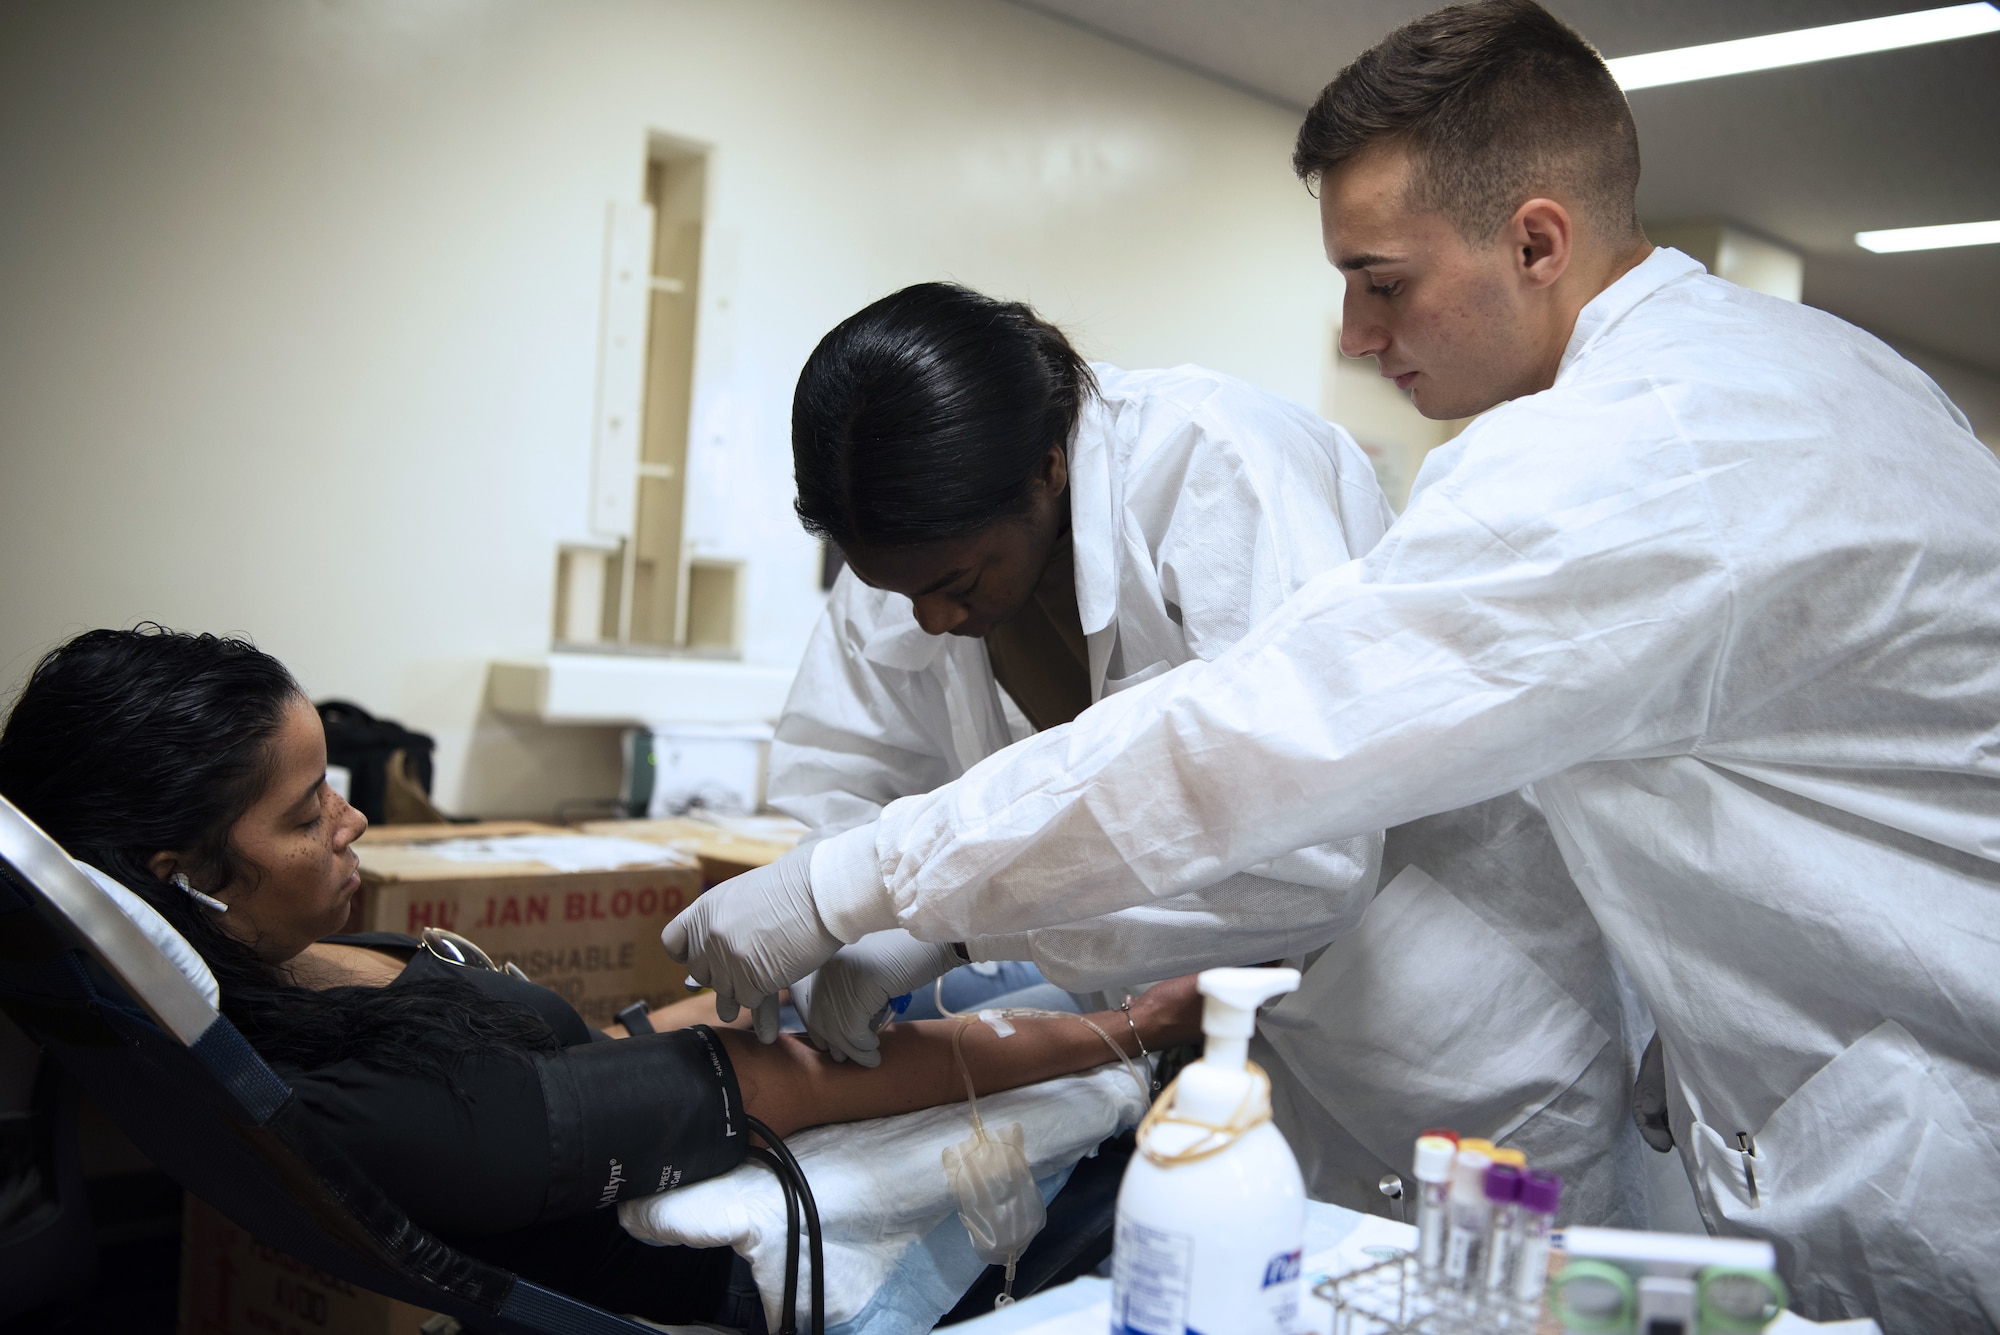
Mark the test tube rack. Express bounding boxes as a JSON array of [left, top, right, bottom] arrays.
[[1313, 1252, 1552, 1335]]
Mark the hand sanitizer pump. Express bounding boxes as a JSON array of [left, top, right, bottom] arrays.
[[1112, 968, 1306, 1335]]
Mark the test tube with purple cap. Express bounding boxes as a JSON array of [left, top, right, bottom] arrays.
[[1510, 1170, 1563, 1309]]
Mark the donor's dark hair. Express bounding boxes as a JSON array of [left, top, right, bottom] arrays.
[[0, 626, 559, 1079], [792, 282, 1096, 552], [1293, 0, 1640, 242]]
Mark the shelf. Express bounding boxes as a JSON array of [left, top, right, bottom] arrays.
[[488, 652, 795, 726]]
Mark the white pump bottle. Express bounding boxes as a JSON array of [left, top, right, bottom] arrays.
[[1112, 968, 1306, 1335]]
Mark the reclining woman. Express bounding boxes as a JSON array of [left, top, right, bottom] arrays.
[[0, 626, 1199, 1326]]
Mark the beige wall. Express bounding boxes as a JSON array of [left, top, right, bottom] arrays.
[[0, 0, 1338, 816], [1895, 342, 2000, 457]]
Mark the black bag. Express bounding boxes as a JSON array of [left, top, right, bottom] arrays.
[[316, 700, 437, 826]]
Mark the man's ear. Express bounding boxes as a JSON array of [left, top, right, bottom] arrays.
[[1511, 197, 1573, 291]]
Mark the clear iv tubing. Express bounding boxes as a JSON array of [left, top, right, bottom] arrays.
[[932, 978, 1153, 1305], [930, 976, 1152, 1109]]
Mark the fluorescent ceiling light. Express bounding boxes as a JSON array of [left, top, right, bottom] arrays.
[[1606, 3, 2000, 91], [1856, 220, 2000, 252]]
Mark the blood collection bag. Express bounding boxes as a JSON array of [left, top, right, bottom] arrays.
[[935, 992, 1142, 1307], [943, 1119, 1046, 1301]]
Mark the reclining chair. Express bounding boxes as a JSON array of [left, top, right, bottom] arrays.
[[0, 1024, 93, 1322], [0, 793, 661, 1335]]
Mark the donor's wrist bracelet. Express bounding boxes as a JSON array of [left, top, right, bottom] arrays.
[[1120, 995, 1149, 1060]]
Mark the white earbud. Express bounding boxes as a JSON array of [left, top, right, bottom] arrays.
[[170, 872, 229, 914]]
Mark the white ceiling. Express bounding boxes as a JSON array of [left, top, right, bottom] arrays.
[[1012, 0, 2000, 372]]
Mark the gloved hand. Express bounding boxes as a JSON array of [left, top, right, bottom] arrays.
[[793, 930, 961, 1066], [661, 845, 840, 1037]]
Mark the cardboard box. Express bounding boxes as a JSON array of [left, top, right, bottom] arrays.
[[350, 822, 704, 1029], [578, 813, 804, 887], [178, 1195, 435, 1335]]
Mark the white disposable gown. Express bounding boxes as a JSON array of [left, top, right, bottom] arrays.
[[770, 365, 1646, 1221], [859, 251, 2000, 1331]]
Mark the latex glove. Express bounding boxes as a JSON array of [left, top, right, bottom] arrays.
[[749, 994, 783, 1045], [662, 845, 840, 1035], [793, 931, 961, 1066]]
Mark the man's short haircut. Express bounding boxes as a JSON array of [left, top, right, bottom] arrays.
[[1293, 0, 1641, 243]]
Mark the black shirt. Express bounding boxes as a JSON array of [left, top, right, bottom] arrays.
[[285, 933, 747, 1322]]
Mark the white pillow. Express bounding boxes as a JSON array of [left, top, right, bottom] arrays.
[[74, 860, 222, 1008]]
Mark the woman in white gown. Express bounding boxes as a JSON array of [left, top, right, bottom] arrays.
[[764, 282, 1646, 1221]]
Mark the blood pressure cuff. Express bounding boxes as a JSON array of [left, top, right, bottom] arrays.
[[289, 1025, 745, 1238], [535, 1025, 745, 1218]]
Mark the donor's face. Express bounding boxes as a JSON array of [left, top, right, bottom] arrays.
[[1320, 145, 1546, 422], [221, 697, 369, 962]]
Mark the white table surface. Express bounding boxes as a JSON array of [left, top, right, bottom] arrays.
[[946, 1199, 1414, 1335], [944, 1200, 1883, 1335]]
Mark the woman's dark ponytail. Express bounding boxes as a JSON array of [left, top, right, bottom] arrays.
[[792, 282, 1096, 552]]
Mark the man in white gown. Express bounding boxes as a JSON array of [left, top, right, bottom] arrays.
[[670, 3, 2000, 1326]]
